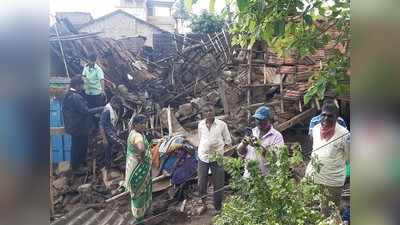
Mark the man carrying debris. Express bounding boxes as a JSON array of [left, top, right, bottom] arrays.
[[125, 114, 152, 224], [197, 103, 232, 214], [99, 96, 125, 180], [305, 103, 350, 217], [237, 106, 284, 178], [63, 76, 102, 173]]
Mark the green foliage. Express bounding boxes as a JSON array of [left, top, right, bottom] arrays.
[[189, 11, 226, 34], [214, 144, 330, 225], [172, 0, 191, 20], [184, 0, 198, 12], [231, 0, 350, 103], [304, 53, 350, 104]]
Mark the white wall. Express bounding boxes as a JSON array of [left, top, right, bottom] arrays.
[[148, 16, 175, 33], [79, 12, 162, 46]]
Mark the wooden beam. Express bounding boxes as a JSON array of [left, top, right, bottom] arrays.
[[50, 127, 65, 135], [240, 83, 295, 88], [218, 79, 230, 116], [247, 44, 253, 122], [207, 33, 219, 53], [222, 30, 232, 60], [50, 142, 54, 217], [276, 107, 317, 132], [241, 101, 281, 110], [280, 74, 284, 113]]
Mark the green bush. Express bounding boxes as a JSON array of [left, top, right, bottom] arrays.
[[214, 144, 331, 225], [189, 10, 225, 34]]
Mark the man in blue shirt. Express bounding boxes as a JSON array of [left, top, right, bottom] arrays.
[[63, 76, 103, 173]]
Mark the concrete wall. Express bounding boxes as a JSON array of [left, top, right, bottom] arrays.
[[79, 13, 162, 47], [148, 16, 175, 33]]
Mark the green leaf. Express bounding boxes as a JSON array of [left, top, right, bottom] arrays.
[[237, 0, 248, 12], [331, 10, 340, 17], [303, 15, 313, 25], [319, 7, 326, 16], [249, 20, 256, 31], [273, 20, 285, 37]]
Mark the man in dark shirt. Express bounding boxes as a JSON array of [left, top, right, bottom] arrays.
[[62, 76, 102, 173], [99, 96, 125, 180]]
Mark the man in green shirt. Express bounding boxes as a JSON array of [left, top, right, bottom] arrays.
[[82, 53, 105, 108], [82, 53, 105, 128]]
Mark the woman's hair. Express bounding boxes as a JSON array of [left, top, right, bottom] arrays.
[[129, 114, 147, 128]]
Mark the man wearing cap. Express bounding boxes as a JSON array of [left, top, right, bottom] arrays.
[[237, 106, 284, 178]]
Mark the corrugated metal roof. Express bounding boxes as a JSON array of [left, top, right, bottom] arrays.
[[51, 207, 135, 225]]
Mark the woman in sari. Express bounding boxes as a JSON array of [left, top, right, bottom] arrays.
[[125, 114, 152, 224]]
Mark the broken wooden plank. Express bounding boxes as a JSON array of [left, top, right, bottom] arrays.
[[241, 101, 281, 110], [218, 79, 230, 115], [276, 107, 317, 132], [50, 127, 65, 135]]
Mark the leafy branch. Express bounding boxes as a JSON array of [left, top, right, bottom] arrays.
[[214, 143, 332, 225], [231, 0, 350, 103]]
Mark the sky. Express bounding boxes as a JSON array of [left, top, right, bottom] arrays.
[[49, 0, 225, 24]]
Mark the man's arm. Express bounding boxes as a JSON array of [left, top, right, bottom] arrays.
[[344, 132, 350, 162], [197, 122, 202, 143], [82, 66, 87, 76], [237, 141, 248, 157], [73, 94, 89, 116], [222, 123, 232, 146], [100, 79, 105, 94], [98, 66, 105, 94], [274, 133, 285, 146], [100, 110, 122, 146]]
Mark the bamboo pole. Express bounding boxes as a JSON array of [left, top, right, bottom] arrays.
[[280, 74, 284, 113], [247, 45, 253, 122], [207, 34, 219, 53], [54, 20, 70, 78]]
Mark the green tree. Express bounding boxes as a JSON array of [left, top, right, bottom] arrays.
[[214, 144, 332, 225], [231, 0, 350, 104], [189, 10, 226, 34]]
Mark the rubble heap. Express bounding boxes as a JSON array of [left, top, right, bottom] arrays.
[[50, 25, 347, 223]]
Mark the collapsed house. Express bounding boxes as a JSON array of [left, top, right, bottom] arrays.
[[49, 21, 350, 223]]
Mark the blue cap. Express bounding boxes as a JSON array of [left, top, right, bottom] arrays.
[[253, 106, 270, 120]]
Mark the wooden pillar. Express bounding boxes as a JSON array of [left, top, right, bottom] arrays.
[[218, 79, 229, 116], [247, 46, 253, 121], [49, 140, 54, 216], [280, 74, 284, 113]]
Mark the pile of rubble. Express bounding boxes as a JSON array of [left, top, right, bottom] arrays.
[[51, 151, 126, 216], [50, 23, 348, 222]]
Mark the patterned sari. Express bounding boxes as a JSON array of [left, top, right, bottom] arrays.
[[125, 130, 152, 223]]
